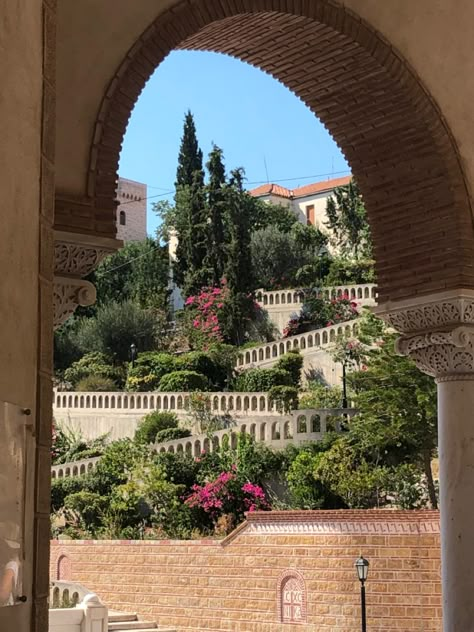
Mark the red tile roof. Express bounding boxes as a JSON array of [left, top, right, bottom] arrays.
[[248, 183, 292, 198], [249, 175, 352, 200]]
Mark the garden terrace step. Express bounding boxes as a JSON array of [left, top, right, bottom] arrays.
[[108, 621, 157, 631], [109, 612, 139, 623]]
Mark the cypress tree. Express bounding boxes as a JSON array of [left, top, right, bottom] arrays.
[[175, 110, 203, 187], [221, 168, 255, 345], [173, 111, 208, 292], [205, 144, 227, 286]]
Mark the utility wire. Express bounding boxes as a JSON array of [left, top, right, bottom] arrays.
[[118, 169, 351, 207]]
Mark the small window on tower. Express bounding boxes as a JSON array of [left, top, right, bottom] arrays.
[[305, 204, 315, 226], [119, 210, 126, 225]]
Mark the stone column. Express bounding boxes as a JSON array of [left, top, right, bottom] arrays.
[[377, 290, 474, 631]]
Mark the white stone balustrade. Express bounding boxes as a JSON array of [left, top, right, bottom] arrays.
[[54, 390, 283, 416], [237, 319, 360, 369], [256, 283, 377, 307], [152, 408, 355, 455], [51, 456, 101, 480], [49, 589, 108, 632]]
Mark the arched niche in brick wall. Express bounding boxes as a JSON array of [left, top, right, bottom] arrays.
[[88, 0, 473, 305], [277, 569, 307, 624], [57, 554, 72, 581]]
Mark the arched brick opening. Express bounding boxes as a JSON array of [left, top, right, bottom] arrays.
[[277, 569, 307, 623], [57, 554, 72, 581], [89, 0, 473, 304]]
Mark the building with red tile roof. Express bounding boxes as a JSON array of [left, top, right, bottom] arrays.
[[249, 174, 352, 231]]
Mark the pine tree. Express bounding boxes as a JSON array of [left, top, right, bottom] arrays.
[[205, 145, 227, 286]]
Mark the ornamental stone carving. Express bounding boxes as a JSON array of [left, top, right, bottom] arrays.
[[53, 230, 121, 329], [375, 290, 474, 380], [53, 277, 97, 328]]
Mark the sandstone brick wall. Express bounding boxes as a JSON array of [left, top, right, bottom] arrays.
[[50, 510, 441, 631], [116, 177, 147, 242]]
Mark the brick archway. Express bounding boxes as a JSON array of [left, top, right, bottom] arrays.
[[89, 0, 473, 304]]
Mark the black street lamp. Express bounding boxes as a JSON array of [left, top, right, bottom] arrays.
[[130, 343, 138, 368], [355, 556, 369, 632], [341, 360, 348, 409]]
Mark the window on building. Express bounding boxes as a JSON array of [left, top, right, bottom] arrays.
[[305, 204, 315, 226], [119, 210, 126, 225]]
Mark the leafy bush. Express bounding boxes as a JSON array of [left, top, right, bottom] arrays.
[[176, 351, 228, 390], [51, 477, 88, 513], [76, 375, 118, 392], [269, 386, 299, 414], [64, 352, 121, 388], [75, 301, 159, 364], [134, 412, 179, 445], [158, 370, 209, 392], [275, 351, 303, 387], [234, 368, 292, 392], [64, 491, 108, 528], [52, 422, 107, 465], [299, 382, 343, 409], [155, 427, 191, 443], [283, 292, 359, 337], [126, 352, 177, 391]]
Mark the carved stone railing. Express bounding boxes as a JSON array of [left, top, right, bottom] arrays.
[[49, 589, 108, 632], [237, 319, 360, 368], [152, 407, 355, 456], [54, 390, 279, 416], [51, 457, 101, 480], [256, 284, 377, 308]]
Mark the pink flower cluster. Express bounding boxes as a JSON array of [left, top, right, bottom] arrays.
[[185, 471, 236, 517], [185, 281, 229, 342], [241, 482, 270, 512], [185, 471, 270, 519]]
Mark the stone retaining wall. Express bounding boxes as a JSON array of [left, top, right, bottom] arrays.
[[50, 510, 441, 631]]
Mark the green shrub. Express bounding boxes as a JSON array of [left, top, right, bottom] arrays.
[[269, 386, 299, 413], [155, 427, 191, 443], [76, 375, 118, 392], [176, 351, 227, 389], [64, 352, 121, 388], [276, 351, 303, 387], [134, 411, 179, 445], [51, 477, 88, 513], [158, 371, 209, 392], [235, 368, 292, 392], [126, 352, 177, 391], [63, 491, 107, 528], [75, 301, 158, 364]]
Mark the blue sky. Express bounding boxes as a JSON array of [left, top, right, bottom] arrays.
[[118, 50, 349, 237]]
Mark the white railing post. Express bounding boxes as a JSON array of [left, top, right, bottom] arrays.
[[81, 593, 108, 632]]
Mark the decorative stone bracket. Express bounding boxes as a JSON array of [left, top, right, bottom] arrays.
[[374, 289, 474, 380], [53, 230, 121, 329]]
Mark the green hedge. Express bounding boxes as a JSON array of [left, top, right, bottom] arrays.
[[64, 352, 122, 388], [158, 371, 209, 392], [134, 412, 179, 445], [275, 351, 303, 387], [155, 427, 191, 443], [234, 368, 292, 392], [126, 352, 177, 391]]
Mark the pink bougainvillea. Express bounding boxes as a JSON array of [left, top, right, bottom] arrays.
[[184, 280, 230, 343], [185, 470, 270, 521]]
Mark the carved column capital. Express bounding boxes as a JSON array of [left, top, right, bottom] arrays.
[[375, 290, 474, 381], [53, 230, 121, 329]]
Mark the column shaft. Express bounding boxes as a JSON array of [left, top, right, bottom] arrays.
[[438, 377, 474, 630]]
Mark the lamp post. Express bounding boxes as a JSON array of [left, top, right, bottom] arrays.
[[355, 556, 369, 632], [130, 343, 138, 368], [341, 360, 348, 409]]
